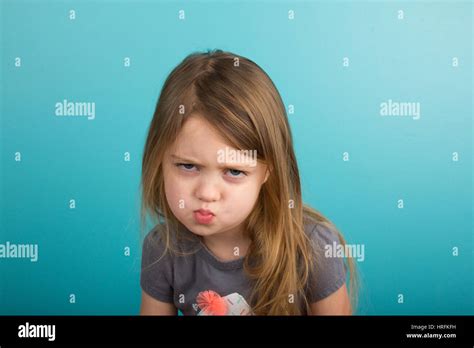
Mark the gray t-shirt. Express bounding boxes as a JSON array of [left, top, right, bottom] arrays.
[[140, 218, 347, 315]]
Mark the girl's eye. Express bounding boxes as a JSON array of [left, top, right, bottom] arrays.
[[227, 169, 247, 178], [175, 163, 247, 178], [176, 163, 197, 171]]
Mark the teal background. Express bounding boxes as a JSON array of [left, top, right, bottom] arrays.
[[0, 0, 472, 315]]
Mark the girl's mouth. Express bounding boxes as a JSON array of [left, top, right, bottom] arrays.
[[193, 209, 215, 224]]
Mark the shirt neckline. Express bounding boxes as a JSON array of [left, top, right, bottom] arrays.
[[197, 241, 245, 271]]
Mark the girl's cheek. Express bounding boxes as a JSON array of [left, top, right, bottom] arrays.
[[224, 187, 248, 211], [240, 181, 263, 206], [167, 178, 191, 208], [164, 176, 180, 207]]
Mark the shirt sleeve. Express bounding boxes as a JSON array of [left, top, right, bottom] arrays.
[[306, 222, 347, 303], [140, 228, 174, 303]]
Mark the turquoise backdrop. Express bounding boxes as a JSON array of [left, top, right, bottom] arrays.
[[1, 0, 472, 315]]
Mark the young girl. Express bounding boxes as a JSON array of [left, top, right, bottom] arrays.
[[139, 49, 358, 315]]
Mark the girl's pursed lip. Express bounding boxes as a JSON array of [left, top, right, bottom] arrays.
[[194, 209, 215, 215], [193, 210, 215, 224]]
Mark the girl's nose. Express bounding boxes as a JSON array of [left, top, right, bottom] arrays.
[[195, 179, 220, 202]]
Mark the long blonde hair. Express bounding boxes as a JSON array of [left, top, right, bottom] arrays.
[[140, 49, 359, 315]]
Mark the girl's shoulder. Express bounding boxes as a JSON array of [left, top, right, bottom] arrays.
[[143, 223, 201, 256], [302, 215, 348, 303], [303, 215, 341, 252]]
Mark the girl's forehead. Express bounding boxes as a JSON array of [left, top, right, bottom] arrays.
[[179, 113, 219, 134], [168, 113, 266, 167], [175, 115, 229, 147]]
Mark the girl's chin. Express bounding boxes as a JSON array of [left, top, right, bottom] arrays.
[[188, 225, 218, 236], [177, 219, 214, 235]]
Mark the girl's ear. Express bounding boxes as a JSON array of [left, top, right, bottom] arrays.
[[263, 167, 271, 184]]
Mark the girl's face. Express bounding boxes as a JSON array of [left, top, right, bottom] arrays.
[[162, 114, 269, 238]]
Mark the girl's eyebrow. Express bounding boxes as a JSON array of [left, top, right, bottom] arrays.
[[171, 154, 256, 170], [171, 154, 198, 163]]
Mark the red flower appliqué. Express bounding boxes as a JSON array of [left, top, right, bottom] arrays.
[[196, 290, 228, 315]]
